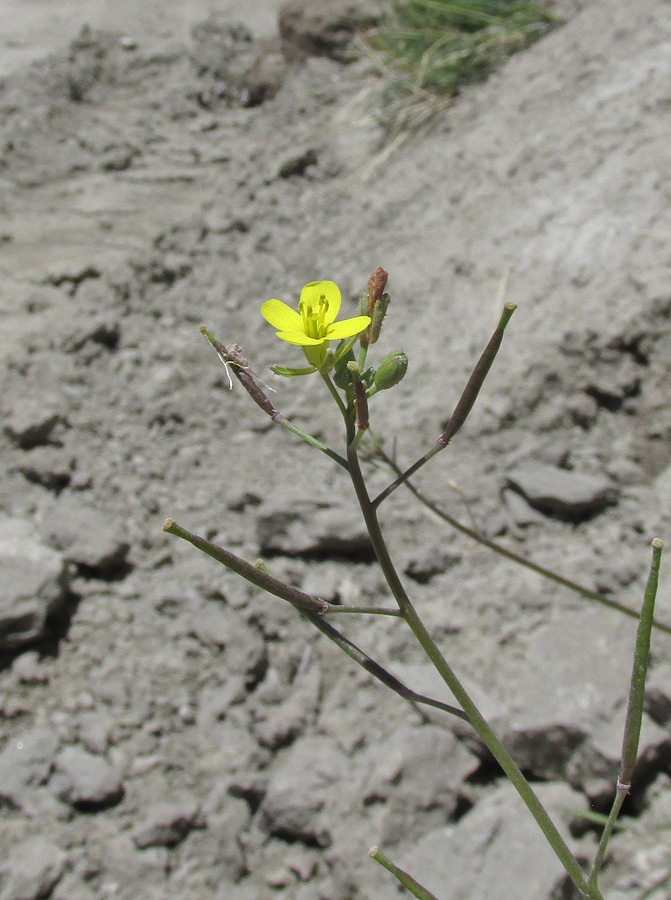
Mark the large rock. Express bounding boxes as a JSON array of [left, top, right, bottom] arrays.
[[0, 517, 70, 649]]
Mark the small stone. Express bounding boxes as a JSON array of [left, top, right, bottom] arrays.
[[0, 837, 66, 900], [132, 797, 203, 849], [0, 727, 60, 807], [403, 542, 461, 584], [61, 316, 121, 354], [189, 604, 267, 686], [0, 517, 70, 650], [11, 651, 49, 685], [645, 662, 671, 725], [77, 712, 113, 754], [278, 148, 318, 179], [259, 735, 348, 847], [570, 712, 671, 800], [257, 501, 373, 559], [505, 462, 619, 521], [196, 676, 247, 731], [43, 498, 131, 579], [253, 666, 321, 750], [52, 745, 124, 810], [501, 486, 546, 527], [4, 401, 65, 449], [17, 447, 74, 493], [359, 725, 479, 844]]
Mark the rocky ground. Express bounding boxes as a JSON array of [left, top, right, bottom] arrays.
[[1, 1, 670, 899]]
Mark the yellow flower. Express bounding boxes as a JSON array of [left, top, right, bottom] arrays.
[[261, 281, 371, 368]]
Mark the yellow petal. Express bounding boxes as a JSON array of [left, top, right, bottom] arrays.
[[300, 281, 341, 325], [276, 330, 327, 346], [261, 299, 303, 331], [326, 316, 371, 341]]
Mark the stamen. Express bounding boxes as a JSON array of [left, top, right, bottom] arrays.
[[299, 293, 329, 341]]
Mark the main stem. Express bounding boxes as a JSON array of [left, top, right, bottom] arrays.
[[346, 443, 596, 900]]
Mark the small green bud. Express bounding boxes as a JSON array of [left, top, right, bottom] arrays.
[[319, 350, 335, 373], [374, 349, 408, 391]]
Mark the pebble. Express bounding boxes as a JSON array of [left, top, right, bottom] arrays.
[[0, 517, 69, 649], [259, 734, 348, 847], [257, 501, 373, 559], [4, 402, 65, 450], [0, 837, 66, 900], [131, 797, 203, 849], [0, 727, 60, 808], [52, 745, 124, 810], [42, 498, 131, 579], [646, 662, 671, 726]]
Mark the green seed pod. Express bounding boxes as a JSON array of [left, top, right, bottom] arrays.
[[358, 290, 369, 317], [374, 349, 408, 391], [369, 292, 391, 344]]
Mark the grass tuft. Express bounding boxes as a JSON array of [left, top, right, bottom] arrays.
[[363, 0, 562, 133]]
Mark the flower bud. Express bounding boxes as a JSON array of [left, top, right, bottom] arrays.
[[374, 349, 408, 391], [360, 267, 389, 344], [368, 267, 388, 308]]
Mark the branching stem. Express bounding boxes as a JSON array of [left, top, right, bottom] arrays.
[[347, 442, 596, 899]]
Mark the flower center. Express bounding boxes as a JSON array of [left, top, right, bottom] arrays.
[[299, 292, 329, 340]]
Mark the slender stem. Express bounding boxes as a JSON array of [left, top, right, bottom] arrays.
[[302, 605, 468, 721], [375, 445, 671, 635], [369, 846, 441, 900], [373, 442, 442, 507], [346, 444, 595, 899], [326, 605, 402, 617], [350, 428, 367, 453], [358, 342, 369, 372], [373, 302, 516, 508], [589, 788, 627, 892], [166, 520, 465, 720], [162, 519, 328, 614], [321, 370, 349, 421], [618, 538, 664, 782], [200, 327, 348, 470], [276, 414, 348, 470], [590, 539, 664, 892]]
